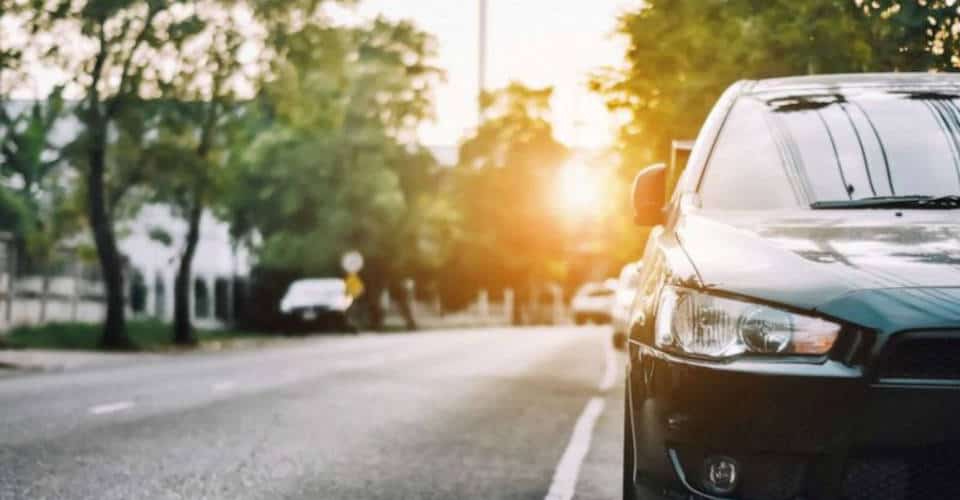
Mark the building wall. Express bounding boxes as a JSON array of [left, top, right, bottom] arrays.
[[0, 205, 255, 332], [120, 204, 254, 329]]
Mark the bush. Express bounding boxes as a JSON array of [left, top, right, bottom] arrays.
[[1, 320, 266, 351]]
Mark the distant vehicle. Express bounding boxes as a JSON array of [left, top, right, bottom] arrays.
[[571, 281, 616, 325], [611, 262, 641, 349], [624, 73, 960, 500], [279, 278, 354, 332]]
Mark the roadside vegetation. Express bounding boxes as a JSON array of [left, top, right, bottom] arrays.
[[3, 0, 960, 348], [0, 321, 269, 352]]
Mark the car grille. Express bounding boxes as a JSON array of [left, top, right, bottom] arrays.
[[842, 444, 960, 500], [878, 337, 960, 381]]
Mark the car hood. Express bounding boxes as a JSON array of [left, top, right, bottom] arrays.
[[677, 209, 960, 313]]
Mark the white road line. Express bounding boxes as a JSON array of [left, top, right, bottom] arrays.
[[88, 401, 134, 415], [544, 397, 606, 500], [544, 335, 620, 500], [212, 381, 236, 392]]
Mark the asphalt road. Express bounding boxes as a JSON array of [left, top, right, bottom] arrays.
[[0, 327, 624, 500]]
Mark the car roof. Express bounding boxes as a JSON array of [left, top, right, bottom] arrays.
[[742, 72, 960, 95], [289, 278, 345, 289]]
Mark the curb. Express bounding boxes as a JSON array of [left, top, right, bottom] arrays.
[[0, 360, 48, 373]]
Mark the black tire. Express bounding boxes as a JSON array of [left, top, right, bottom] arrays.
[[624, 385, 637, 500], [335, 313, 357, 333]]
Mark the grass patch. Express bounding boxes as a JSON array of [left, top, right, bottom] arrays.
[[0, 320, 271, 352]]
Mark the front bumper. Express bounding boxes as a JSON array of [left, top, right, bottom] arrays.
[[627, 343, 960, 500]]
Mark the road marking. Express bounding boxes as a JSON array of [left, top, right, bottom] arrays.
[[88, 401, 134, 415], [545, 397, 606, 500], [544, 335, 620, 500], [599, 336, 617, 392], [212, 381, 236, 392]]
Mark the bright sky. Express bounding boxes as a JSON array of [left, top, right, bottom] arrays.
[[339, 0, 639, 149], [5, 1, 638, 149]]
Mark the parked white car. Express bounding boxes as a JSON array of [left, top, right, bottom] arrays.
[[280, 278, 354, 332], [611, 262, 642, 349], [571, 281, 617, 325]]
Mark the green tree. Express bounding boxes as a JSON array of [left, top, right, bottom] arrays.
[[447, 83, 569, 323], [863, 0, 960, 71], [592, 0, 926, 181], [0, 90, 84, 320], [11, 0, 220, 348], [0, 90, 67, 225], [224, 17, 446, 330], [145, 14, 262, 345]]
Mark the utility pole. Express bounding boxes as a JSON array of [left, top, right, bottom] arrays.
[[478, 0, 488, 126]]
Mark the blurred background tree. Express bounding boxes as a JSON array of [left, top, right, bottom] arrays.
[[442, 83, 569, 324], [223, 16, 447, 330], [7, 0, 960, 339], [0, 88, 86, 321], [590, 0, 938, 259]]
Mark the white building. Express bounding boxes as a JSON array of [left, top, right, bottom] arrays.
[[119, 204, 255, 329], [1, 101, 255, 330]]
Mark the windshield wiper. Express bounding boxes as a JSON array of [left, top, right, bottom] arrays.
[[811, 195, 960, 209]]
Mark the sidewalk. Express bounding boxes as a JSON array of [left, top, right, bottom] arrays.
[[0, 349, 148, 372], [0, 336, 317, 373]]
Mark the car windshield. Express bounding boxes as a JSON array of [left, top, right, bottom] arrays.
[[700, 89, 960, 208], [288, 281, 345, 298]]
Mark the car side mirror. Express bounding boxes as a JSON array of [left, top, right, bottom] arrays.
[[632, 163, 667, 226]]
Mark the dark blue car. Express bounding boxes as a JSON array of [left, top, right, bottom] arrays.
[[624, 73, 960, 500]]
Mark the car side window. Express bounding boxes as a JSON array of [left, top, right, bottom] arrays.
[[698, 99, 801, 209]]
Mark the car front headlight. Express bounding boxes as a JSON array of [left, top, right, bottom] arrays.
[[655, 287, 840, 359]]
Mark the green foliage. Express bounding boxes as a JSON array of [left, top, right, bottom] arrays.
[[0, 187, 31, 235], [592, 0, 931, 173], [147, 226, 173, 246], [224, 15, 450, 295], [862, 0, 960, 71], [442, 83, 569, 307], [1, 320, 269, 351], [0, 90, 83, 269]]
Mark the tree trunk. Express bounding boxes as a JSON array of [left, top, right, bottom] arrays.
[[364, 282, 384, 331], [389, 283, 417, 331], [87, 129, 131, 350], [173, 201, 202, 346]]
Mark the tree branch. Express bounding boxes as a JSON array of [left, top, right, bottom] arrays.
[[88, 15, 109, 119], [106, 4, 160, 119]]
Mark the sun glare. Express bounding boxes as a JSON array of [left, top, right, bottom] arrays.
[[555, 163, 604, 218]]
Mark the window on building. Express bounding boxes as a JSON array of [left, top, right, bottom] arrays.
[[194, 278, 210, 319], [129, 270, 147, 314], [214, 278, 230, 321]]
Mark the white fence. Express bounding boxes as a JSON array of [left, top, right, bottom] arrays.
[[383, 287, 570, 329], [0, 277, 106, 328]]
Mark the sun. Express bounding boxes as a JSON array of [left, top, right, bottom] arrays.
[[554, 163, 604, 218]]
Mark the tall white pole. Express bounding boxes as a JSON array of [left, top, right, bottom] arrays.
[[478, 0, 488, 126]]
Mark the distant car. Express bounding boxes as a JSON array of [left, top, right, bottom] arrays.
[[611, 262, 641, 349], [571, 281, 616, 325], [279, 278, 354, 332]]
